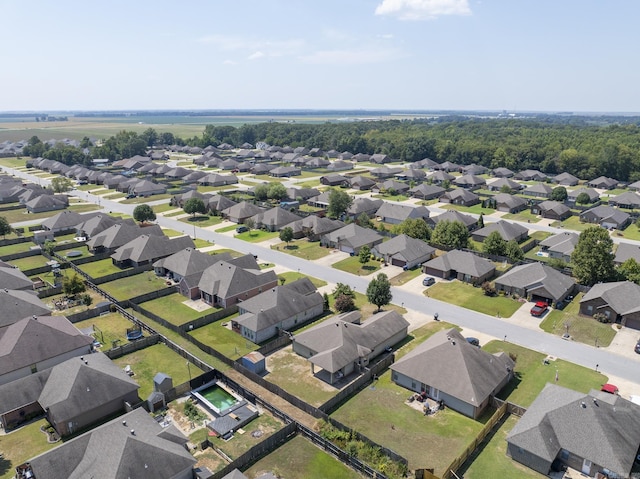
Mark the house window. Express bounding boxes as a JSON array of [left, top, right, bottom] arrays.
[[560, 450, 569, 460], [392, 372, 397, 381], [586, 305, 593, 314], [31, 364, 37, 374], [411, 381, 416, 389]]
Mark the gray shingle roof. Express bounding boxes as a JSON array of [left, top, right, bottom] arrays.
[[496, 263, 576, 301], [373, 234, 435, 264], [473, 220, 528, 242], [430, 210, 477, 228], [581, 281, 640, 316], [375, 203, 429, 222], [539, 232, 578, 256], [251, 207, 303, 230], [0, 266, 34, 291], [524, 183, 553, 195], [507, 383, 640, 476], [322, 223, 383, 250], [285, 215, 344, 237], [198, 256, 278, 299], [86, 222, 163, 251], [153, 248, 225, 277], [423, 250, 495, 278], [111, 235, 195, 264], [0, 289, 50, 328]]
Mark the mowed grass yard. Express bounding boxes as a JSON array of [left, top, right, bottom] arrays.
[[8, 254, 50, 271], [332, 255, 381, 276], [539, 293, 616, 347], [0, 241, 35, 256], [140, 293, 213, 326], [235, 229, 279, 243], [189, 317, 258, 360], [0, 418, 58, 479], [332, 370, 487, 475], [278, 271, 327, 288], [112, 343, 204, 399], [271, 240, 332, 260], [78, 257, 127, 278], [73, 311, 140, 348], [244, 435, 363, 479], [100, 273, 171, 301], [426, 281, 523, 318]]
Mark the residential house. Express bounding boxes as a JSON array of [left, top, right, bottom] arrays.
[[627, 181, 640, 192], [374, 203, 429, 225], [495, 262, 576, 304], [567, 187, 600, 204], [320, 174, 348, 186], [346, 198, 384, 220], [75, 213, 121, 239], [129, 179, 167, 197], [409, 183, 445, 200], [111, 234, 195, 268], [0, 289, 50, 328], [486, 178, 523, 192], [609, 191, 640, 209], [552, 172, 580, 186], [614, 242, 640, 266], [411, 158, 439, 169], [308, 148, 324, 157], [434, 161, 461, 172], [284, 215, 344, 241], [250, 207, 303, 232], [580, 281, 640, 328], [285, 187, 320, 202], [353, 153, 371, 162], [462, 164, 488, 176], [493, 193, 527, 213], [197, 173, 239, 187], [439, 189, 480, 207], [391, 328, 514, 419], [588, 176, 618, 190], [41, 210, 88, 234], [170, 189, 207, 208], [472, 220, 529, 243], [233, 278, 324, 343], [25, 194, 68, 213], [206, 194, 237, 214], [307, 191, 331, 209], [0, 352, 139, 435], [164, 166, 191, 179], [86, 222, 164, 255], [0, 266, 34, 291], [320, 223, 384, 254], [515, 170, 547, 181], [531, 200, 571, 220], [538, 232, 579, 262], [221, 201, 266, 224], [270, 166, 301, 177], [19, 407, 196, 479], [422, 250, 495, 284], [219, 158, 240, 170], [580, 205, 630, 230], [103, 174, 128, 189], [372, 180, 409, 195], [293, 310, 409, 384], [428, 210, 478, 231], [523, 183, 553, 198], [427, 170, 455, 185], [453, 174, 486, 190], [0, 315, 94, 386], [251, 163, 276, 175], [370, 166, 403, 179], [337, 151, 353, 160], [198, 256, 278, 308], [347, 175, 376, 191], [182, 170, 207, 184], [491, 167, 515, 178], [370, 153, 392, 164], [372, 234, 435, 269], [394, 168, 427, 182], [306, 157, 330, 168], [506, 383, 640, 478]]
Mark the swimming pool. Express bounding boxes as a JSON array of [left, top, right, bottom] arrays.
[[191, 381, 243, 416]]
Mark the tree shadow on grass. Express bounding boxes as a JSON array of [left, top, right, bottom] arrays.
[[186, 215, 210, 223], [0, 457, 12, 477], [362, 265, 377, 271], [494, 372, 523, 402]]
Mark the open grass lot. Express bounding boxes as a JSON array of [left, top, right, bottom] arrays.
[[550, 215, 592, 231], [112, 343, 204, 399], [265, 346, 336, 406], [245, 435, 363, 479], [502, 209, 542, 223], [189, 317, 258, 360], [73, 311, 140, 348], [178, 215, 223, 228], [9, 254, 49, 271], [100, 272, 170, 301], [235, 229, 279, 243], [332, 255, 381, 276], [0, 157, 28, 168], [389, 268, 422, 286], [540, 294, 616, 347], [271, 240, 331, 260], [278, 271, 327, 288], [77, 257, 127, 278], [190, 413, 284, 461], [141, 293, 213, 326], [426, 281, 523, 318], [460, 415, 546, 479], [0, 418, 58, 479], [0, 240, 35, 256], [441, 203, 494, 216], [483, 341, 607, 407], [332, 370, 488, 474]]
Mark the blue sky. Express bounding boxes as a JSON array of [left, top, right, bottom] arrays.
[[2, 0, 639, 112]]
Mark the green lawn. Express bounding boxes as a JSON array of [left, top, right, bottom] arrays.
[[389, 268, 422, 286], [441, 203, 494, 215], [0, 208, 58, 225], [161, 228, 186, 237], [0, 418, 58, 479], [550, 215, 591, 232], [100, 272, 170, 301], [461, 415, 546, 479], [483, 341, 607, 407], [372, 193, 410, 202], [120, 193, 173, 204], [332, 370, 487, 474], [325, 290, 407, 320], [163, 209, 185, 217], [395, 321, 460, 359], [189, 317, 258, 359], [426, 281, 523, 318], [193, 238, 213, 248], [271, 240, 332, 260], [0, 241, 35, 256], [245, 435, 363, 479], [332, 255, 382, 276], [278, 271, 327, 288], [615, 224, 640, 241], [141, 293, 213, 326], [0, 157, 28, 168], [100, 191, 126, 199], [112, 343, 204, 399], [151, 203, 177, 214], [178, 215, 224, 228], [539, 293, 616, 347], [9, 254, 49, 271], [501, 209, 542, 223], [215, 224, 238, 233], [234, 230, 279, 243], [73, 311, 140, 349], [78, 257, 127, 278]]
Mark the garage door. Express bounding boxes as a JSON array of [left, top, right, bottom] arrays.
[[340, 245, 354, 254], [391, 258, 406, 267]]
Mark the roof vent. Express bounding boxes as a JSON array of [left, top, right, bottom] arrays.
[[451, 340, 456, 345], [86, 387, 90, 392], [130, 429, 135, 435], [580, 401, 586, 408], [80, 357, 84, 361], [3, 288, 7, 293], [593, 398, 598, 406], [122, 420, 127, 426]]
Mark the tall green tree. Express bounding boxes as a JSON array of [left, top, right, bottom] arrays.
[[327, 189, 352, 219], [392, 218, 431, 241], [358, 245, 371, 267], [505, 240, 524, 262], [254, 183, 269, 201], [50, 176, 75, 193], [366, 273, 392, 312], [571, 226, 615, 285], [332, 283, 356, 300], [550, 186, 568, 202], [575, 192, 591, 205], [431, 220, 469, 250], [184, 198, 206, 218], [279, 226, 294, 247], [356, 212, 374, 229], [0, 216, 12, 239], [63, 273, 86, 298], [482, 231, 507, 256], [133, 204, 156, 223], [267, 183, 288, 201], [617, 258, 640, 284]]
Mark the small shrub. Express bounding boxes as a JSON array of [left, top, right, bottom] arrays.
[[593, 312, 609, 323], [508, 352, 518, 363], [481, 281, 496, 297]]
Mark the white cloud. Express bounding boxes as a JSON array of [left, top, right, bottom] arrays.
[[222, 60, 237, 66], [247, 51, 265, 60], [378, 33, 394, 39], [299, 48, 402, 65], [375, 0, 471, 20]]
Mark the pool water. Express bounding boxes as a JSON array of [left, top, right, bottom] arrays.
[[200, 385, 238, 411]]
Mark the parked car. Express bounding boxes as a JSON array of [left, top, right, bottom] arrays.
[[125, 194, 136, 199], [635, 341, 640, 354], [601, 383, 619, 395], [236, 225, 249, 233], [530, 301, 549, 317], [466, 337, 480, 347], [422, 276, 435, 286]]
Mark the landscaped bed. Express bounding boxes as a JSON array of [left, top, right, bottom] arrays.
[[426, 281, 523, 318], [140, 293, 213, 326]]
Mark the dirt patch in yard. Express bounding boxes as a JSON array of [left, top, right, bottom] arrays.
[[267, 347, 336, 394]]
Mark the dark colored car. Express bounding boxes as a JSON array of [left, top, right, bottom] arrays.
[[466, 337, 480, 347], [635, 341, 640, 354], [125, 194, 136, 199], [530, 301, 549, 317], [422, 276, 435, 286], [236, 225, 249, 233]]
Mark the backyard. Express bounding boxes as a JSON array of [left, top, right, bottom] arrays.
[[0, 240, 35, 256], [73, 311, 140, 349], [78, 257, 128, 278], [189, 317, 259, 359], [100, 272, 171, 301], [426, 281, 523, 318], [244, 435, 363, 479], [140, 293, 213, 326], [8, 254, 50, 271], [0, 418, 58, 479], [112, 343, 204, 399]]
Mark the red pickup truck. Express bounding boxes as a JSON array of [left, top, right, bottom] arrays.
[[530, 301, 549, 317]]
